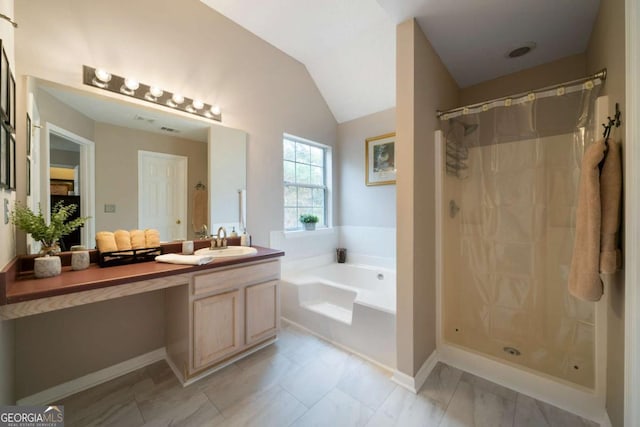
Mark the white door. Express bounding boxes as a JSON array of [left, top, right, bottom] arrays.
[[138, 151, 187, 242]]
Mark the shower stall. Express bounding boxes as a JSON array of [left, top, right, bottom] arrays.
[[439, 72, 607, 392]]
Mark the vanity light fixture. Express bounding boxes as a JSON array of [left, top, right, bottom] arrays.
[[82, 65, 222, 122]]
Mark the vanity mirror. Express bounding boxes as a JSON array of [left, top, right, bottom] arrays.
[[24, 77, 247, 254]]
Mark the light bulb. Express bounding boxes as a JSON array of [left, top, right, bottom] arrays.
[[149, 86, 163, 98], [124, 78, 139, 91], [192, 99, 204, 110], [92, 68, 112, 88], [94, 69, 111, 82], [171, 94, 185, 105], [211, 105, 221, 116]]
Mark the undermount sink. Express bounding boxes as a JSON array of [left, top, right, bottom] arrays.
[[194, 246, 258, 258]]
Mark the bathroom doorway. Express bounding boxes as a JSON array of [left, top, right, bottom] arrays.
[[138, 150, 188, 242], [44, 124, 96, 251]]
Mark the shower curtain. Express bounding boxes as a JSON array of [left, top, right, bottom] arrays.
[[441, 79, 602, 388]]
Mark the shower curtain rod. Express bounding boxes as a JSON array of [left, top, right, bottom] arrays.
[[437, 68, 607, 119]]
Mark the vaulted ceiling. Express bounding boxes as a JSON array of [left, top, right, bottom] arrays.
[[200, 0, 600, 123]]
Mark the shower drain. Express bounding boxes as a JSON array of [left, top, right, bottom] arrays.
[[503, 346, 521, 356]]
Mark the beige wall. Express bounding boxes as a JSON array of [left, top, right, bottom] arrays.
[[0, 0, 15, 406], [459, 53, 587, 106], [396, 19, 459, 375], [94, 122, 207, 239], [337, 108, 395, 227], [15, 291, 165, 399], [14, 0, 338, 248], [586, 0, 626, 425]]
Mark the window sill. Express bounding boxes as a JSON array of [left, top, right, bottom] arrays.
[[283, 227, 335, 239]]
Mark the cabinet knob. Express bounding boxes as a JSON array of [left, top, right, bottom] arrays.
[[176, 219, 181, 225]]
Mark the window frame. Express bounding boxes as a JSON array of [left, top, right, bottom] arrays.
[[283, 133, 332, 231]]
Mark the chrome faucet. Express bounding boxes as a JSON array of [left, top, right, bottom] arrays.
[[211, 226, 228, 249]]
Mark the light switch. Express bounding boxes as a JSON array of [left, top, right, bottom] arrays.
[[104, 204, 116, 213]]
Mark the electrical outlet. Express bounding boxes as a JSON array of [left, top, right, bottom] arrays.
[[104, 204, 116, 213]]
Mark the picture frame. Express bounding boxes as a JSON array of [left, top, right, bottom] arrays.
[[0, 46, 7, 123], [0, 123, 6, 188], [26, 113, 31, 156], [8, 128, 15, 190], [8, 70, 15, 130], [27, 158, 31, 196], [365, 132, 396, 186]]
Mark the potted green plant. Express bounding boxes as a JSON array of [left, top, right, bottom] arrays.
[[299, 214, 319, 231], [11, 201, 90, 278]]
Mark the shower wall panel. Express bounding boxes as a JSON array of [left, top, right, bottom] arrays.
[[443, 133, 595, 388]]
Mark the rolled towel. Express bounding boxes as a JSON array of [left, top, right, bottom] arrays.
[[155, 254, 213, 265], [95, 231, 118, 253], [145, 229, 161, 248], [114, 230, 132, 251], [130, 229, 146, 249]]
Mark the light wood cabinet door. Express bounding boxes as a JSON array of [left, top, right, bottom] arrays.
[[193, 289, 241, 369], [245, 281, 279, 345]]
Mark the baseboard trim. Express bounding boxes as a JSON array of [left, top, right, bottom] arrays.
[[601, 411, 613, 427], [391, 350, 438, 393], [17, 348, 166, 406], [438, 343, 604, 424]]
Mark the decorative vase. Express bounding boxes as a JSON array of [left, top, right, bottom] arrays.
[[303, 223, 316, 231], [71, 251, 90, 271], [34, 255, 62, 278]]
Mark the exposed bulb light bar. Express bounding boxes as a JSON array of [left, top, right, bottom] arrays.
[[82, 65, 222, 122]]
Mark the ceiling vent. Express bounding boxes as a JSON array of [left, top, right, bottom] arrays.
[[507, 42, 536, 58], [161, 126, 180, 133], [134, 115, 156, 124]]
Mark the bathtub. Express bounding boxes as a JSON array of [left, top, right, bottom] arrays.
[[281, 262, 396, 368]]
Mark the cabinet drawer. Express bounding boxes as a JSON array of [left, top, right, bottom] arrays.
[[193, 260, 280, 297]]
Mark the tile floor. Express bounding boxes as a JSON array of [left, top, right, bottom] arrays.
[[56, 323, 599, 426]]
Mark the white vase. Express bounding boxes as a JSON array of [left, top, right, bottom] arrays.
[[34, 255, 62, 278], [303, 223, 316, 231]]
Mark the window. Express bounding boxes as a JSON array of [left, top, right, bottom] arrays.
[[283, 134, 330, 231]]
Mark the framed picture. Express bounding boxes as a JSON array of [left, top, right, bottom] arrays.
[[365, 132, 396, 186], [26, 113, 31, 156], [8, 128, 15, 190], [0, 47, 7, 123], [0, 124, 6, 188], [27, 158, 31, 196], [8, 70, 15, 130]]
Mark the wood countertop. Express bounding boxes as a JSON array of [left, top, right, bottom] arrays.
[[0, 245, 284, 306]]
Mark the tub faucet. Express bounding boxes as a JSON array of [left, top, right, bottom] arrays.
[[212, 226, 228, 249]]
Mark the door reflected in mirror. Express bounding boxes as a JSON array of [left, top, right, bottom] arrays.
[[25, 77, 247, 254]]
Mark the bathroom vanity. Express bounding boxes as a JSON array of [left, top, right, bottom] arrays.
[[0, 243, 284, 387]]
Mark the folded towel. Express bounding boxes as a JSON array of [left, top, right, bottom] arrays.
[[130, 229, 146, 249], [569, 140, 606, 301], [95, 231, 118, 253], [155, 254, 214, 265], [599, 139, 622, 273], [114, 230, 132, 251], [145, 229, 161, 248]]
